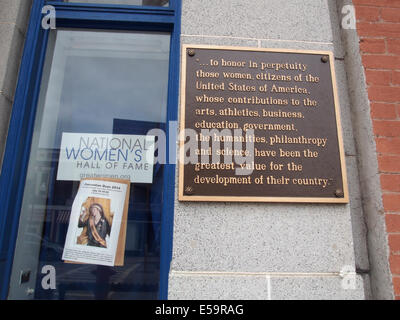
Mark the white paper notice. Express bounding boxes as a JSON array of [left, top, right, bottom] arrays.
[[62, 179, 128, 266], [57, 133, 155, 183]]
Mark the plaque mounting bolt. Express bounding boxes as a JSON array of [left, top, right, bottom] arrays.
[[184, 186, 194, 195], [321, 56, 329, 63], [187, 49, 195, 57], [335, 189, 344, 198]]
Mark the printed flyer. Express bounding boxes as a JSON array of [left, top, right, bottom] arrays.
[[62, 178, 130, 266], [57, 133, 155, 183]]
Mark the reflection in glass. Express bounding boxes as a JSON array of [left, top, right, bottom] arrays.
[[8, 30, 170, 300]]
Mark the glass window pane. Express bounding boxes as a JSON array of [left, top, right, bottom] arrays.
[[8, 29, 170, 300], [65, 0, 169, 7]]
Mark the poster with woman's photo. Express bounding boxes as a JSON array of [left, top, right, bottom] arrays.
[[62, 178, 130, 266]]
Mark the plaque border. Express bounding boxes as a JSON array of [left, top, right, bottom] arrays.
[[178, 44, 349, 203]]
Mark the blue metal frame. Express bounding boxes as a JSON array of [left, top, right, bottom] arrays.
[[0, 0, 181, 300]]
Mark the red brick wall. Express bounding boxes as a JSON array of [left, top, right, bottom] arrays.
[[354, 0, 400, 299]]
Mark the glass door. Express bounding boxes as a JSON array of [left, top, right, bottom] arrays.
[[8, 29, 171, 300]]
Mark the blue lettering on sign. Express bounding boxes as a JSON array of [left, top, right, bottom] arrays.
[[65, 148, 131, 162], [134, 149, 142, 162]]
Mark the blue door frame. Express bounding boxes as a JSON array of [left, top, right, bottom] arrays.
[[0, 0, 181, 300]]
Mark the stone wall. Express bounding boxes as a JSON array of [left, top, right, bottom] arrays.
[[169, 0, 368, 300], [0, 0, 32, 171]]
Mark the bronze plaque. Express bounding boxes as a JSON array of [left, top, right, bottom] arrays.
[[179, 45, 348, 203]]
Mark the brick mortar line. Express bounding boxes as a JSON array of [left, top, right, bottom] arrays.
[[359, 34, 400, 37], [355, 4, 400, 8], [360, 36, 398, 39], [363, 70, 400, 73], [361, 53, 400, 56], [357, 19, 400, 24], [368, 85, 400, 88], [377, 154, 400, 157], [369, 101, 400, 104], [360, 38, 400, 42], [357, 20, 400, 25]]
